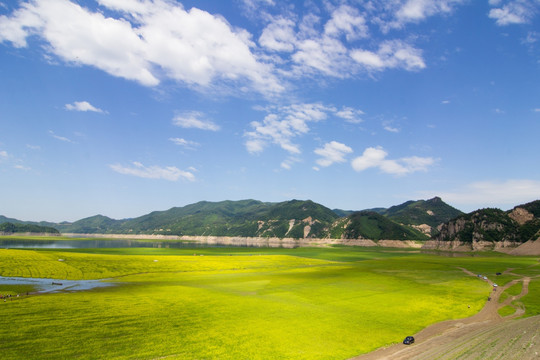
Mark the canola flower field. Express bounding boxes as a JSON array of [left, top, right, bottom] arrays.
[[1, 241, 539, 359]]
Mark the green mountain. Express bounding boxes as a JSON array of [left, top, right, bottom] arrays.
[[0, 197, 470, 241], [331, 211, 430, 241], [380, 197, 464, 236], [57, 199, 342, 239], [0, 222, 60, 234], [436, 200, 540, 244], [58, 215, 126, 234]]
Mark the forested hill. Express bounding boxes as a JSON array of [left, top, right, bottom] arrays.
[[0, 222, 60, 235], [436, 200, 540, 244], [0, 197, 464, 240]]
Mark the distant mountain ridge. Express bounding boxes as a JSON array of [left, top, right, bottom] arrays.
[[436, 200, 540, 245], [0, 197, 464, 240], [0, 222, 59, 235]]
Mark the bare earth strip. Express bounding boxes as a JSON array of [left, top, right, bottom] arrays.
[[351, 269, 540, 360]]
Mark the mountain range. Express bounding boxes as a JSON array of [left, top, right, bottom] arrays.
[[3, 197, 540, 247], [1, 197, 464, 240]]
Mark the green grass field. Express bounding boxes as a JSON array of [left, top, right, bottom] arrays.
[[1, 242, 539, 359]]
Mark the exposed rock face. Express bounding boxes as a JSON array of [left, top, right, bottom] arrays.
[[422, 239, 521, 252], [411, 223, 432, 235], [509, 207, 534, 225], [436, 209, 519, 244]]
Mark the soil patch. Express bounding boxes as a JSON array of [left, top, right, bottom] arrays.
[[351, 269, 537, 360]]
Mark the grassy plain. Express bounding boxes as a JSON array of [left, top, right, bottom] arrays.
[[1, 241, 539, 360]]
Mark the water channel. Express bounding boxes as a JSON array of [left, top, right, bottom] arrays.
[[0, 276, 114, 294], [0, 238, 298, 249]]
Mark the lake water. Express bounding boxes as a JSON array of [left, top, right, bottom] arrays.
[[0, 239, 224, 249], [0, 275, 114, 294], [0, 238, 298, 249]]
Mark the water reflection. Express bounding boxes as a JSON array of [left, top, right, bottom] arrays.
[[0, 238, 298, 249], [0, 276, 113, 294]]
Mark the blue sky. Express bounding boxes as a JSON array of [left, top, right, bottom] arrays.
[[1, 0, 539, 222]]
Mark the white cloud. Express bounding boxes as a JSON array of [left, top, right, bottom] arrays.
[[292, 36, 350, 77], [335, 106, 364, 123], [351, 146, 435, 175], [109, 161, 195, 181], [259, 17, 297, 52], [314, 141, 353, 167], [488, 1, 537, 25], [169, 137, 200, 149], [0, 150, 8, 159], [245, 103, 339, 155], [369, 0, 467, 31], [280, 157, 300, 170], [395, 0, 464, 23], [65, 101, 105, 113], [0, 0, 283, 95], [324, 5, 368, 41], [14, 164, 31, 171], [48, 130, 75, 143], [534, 108, 540, 112], [383, 120, 400, 133], [288, 4, 370, 77], [433, 179, 540, 210], [172, 112, 219, 131], [351, 40, 426, 72]]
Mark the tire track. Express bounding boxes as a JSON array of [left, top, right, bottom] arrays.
[[351, 268, 536, 360]]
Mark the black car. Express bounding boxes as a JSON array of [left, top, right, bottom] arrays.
[[403, 336, 415, 345]]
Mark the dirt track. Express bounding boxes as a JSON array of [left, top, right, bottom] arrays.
[[351, 268, 540, 360]]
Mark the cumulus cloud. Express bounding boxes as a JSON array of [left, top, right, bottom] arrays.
[[0, 150, 8, 159], [65, 101, 105, 113], [172, 112, 219, 131], [0, 0, 282, 94], [351, 146, 435, 175], [258, 4, 427, 79], [335, 106, 364, 123], [488, 0, 538, 26], [259, 17, 297, 52], [324, 5, 369, 41], [395, 0, 465, 23], [351, 40, 426, 72], [109, 161, 195, 181], [314, 141, 353, 167], [432, 179, 540, 210], [245, 103, 362, 156]]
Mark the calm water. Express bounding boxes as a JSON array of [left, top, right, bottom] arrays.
[[0, 238, 298, 249], [0, 275, 114, 294], [0, 239, 222, 249]]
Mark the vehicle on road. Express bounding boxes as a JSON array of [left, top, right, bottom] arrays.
[[403, 336, 415, 345]]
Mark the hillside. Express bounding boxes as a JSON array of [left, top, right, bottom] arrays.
[[435, 200, 540, 245], [380, 196, 463, 236], [332, 211, 430, 241], [0, 197, 480, 241], [0, 222, 60, 235], [55, 199, 343, 239]]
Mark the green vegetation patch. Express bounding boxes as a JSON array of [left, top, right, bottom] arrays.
[[521, 278, 540, 317], [1, 246, 539, 359], [498, 305, 516, 317]]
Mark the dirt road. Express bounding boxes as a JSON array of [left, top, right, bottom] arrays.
[[351, 268, 540, 360]]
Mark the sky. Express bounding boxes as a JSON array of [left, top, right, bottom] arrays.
[[0, 0, 539, 222]]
